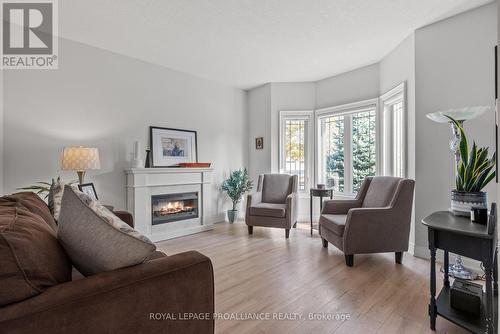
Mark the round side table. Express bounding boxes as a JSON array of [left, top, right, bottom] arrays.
[[309, 188, 333, 236]]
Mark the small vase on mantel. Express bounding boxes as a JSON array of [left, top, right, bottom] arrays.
[[450, 190, 487, 217]]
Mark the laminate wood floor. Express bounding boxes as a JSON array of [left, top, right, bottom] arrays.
[[157, 221, 469, 334]]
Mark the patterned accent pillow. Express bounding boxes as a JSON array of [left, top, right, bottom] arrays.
[[48, 178, 65, 221], [57, 185, 156, 276]]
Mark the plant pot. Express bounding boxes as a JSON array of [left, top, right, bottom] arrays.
[[450, 191, 487, 217], [227, 210, 237, 223]]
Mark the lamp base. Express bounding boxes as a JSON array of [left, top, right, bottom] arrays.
[[77, 171, 86, 185]]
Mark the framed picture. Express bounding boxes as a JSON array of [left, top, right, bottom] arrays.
[[150, 126, 198, 167], [256, 137, 264, 150], [78, 183, 98, 200]]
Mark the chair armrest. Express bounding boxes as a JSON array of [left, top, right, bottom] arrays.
[[286, 192, 299, 228], [0, 251, 214, 334], [246, 192, 262, 207], [343, 207, 411, 255], [322, 199, 362, 214], [113, 210, 134, 228]]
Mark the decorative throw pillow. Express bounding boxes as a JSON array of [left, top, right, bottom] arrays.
[[0, 207, 72, 306], [1, 192, 57, 231], [57, 185, 156, 276], [48, 177, 65, 221]]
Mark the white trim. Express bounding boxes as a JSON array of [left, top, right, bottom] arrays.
[[380, 82, 407, 177], [279, 110, 314, 193]]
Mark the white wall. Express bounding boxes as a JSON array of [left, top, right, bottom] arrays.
[[414, 3, 498, 256], [315, 64, 380, 109], [3, 38, 248, 220], [379, 34, 416, 250]]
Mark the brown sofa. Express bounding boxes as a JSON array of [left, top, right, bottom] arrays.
[[319, 176, 415, 267], [0, 192, 215, 334], [245, 174, 299, 238]]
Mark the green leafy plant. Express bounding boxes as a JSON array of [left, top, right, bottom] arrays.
[[221, 169, 253, 210], [446, 116, 496, 193], [18, 177, 77, 199]]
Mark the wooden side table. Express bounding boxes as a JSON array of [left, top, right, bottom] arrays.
[[422, 209, 498, 334], [309, 188, 333, 236]]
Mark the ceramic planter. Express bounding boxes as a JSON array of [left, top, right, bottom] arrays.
[[227, 210, 237, 223], [450, 191, 487, 217]]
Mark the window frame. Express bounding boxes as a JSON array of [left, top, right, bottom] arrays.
[[380, 82, 407, 178], [315, 98, 380, 197], [279, 110, 314, 194]]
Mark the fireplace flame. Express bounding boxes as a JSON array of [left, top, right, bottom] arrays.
[[158, 201, 194, 216]]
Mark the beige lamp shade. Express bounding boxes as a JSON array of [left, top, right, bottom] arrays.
[[61, 147, 101, 171]]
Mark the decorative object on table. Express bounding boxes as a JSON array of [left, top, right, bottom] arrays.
[[131, 141, 143, 168], [309, 187, 333, 236], [150, 126, 197, 167], [61, 146, 101, 184], [78, 183, 98, 200], [144, 149, 152, 168], [255, 137, 263, 150], [426, 111, 496, 281], [17, 176, 76, 200], [445, 116, 496, 216], [471, 206, 488, 225], [450, 279, 483, 316], [221, 169, 253, 223], [178, 162, 211, 168]]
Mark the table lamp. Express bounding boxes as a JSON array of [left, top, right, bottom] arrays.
[[61, 147, 101, 184]]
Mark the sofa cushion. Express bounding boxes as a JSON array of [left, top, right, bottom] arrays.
[[48, 178, 65, 221], [0, 207, 72, 306], [262, 174, 292, 204], [0, 192, 57, 231], [57, 185, 156, 276], [319, 214, 348, 236], [250, 203, 286, 218], [362, 177, 400, 208]]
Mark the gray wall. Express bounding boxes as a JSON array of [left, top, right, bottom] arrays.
[[414, 3, 497, 255], [247, 83, 271, 183], [3, 38, 248, 217], [315, 64, 380, 109], [0, 70, 3, 194]]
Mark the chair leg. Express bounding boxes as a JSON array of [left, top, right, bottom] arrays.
[[293, 222, 297, 228], [395, 252, 403, 264], [345, 254, 354, 267], [285, 229, 290, 239], [322, 238, 328, 248], [248, 225, 253, 235]]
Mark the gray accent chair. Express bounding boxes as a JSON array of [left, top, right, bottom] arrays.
[[245, 174, 299, 238], [319, 176, 415, 267]]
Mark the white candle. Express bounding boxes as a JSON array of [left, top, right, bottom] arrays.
[[133, 141, 140, 160]]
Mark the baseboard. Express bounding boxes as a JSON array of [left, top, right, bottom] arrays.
[[208, 213, 226, 224]]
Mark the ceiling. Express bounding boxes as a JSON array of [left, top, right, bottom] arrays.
[[60, 0, 493, 90]]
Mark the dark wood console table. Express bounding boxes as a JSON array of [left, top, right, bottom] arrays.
[[422, 208, 498, 334], [309, 188, 333, 236]]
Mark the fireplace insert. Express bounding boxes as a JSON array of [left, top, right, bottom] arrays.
[[151, 192, 199, 225]]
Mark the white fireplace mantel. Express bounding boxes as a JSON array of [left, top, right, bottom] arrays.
[[125, 167, 214, 242]]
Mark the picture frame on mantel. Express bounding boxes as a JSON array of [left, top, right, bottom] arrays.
[[150, 126, 198, 167]]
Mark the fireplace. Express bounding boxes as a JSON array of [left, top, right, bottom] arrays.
[[151, 192, 199, 225]]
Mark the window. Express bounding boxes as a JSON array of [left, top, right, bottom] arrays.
[[279, 111, 313, 192], [381, 82, 406, 177], [317, 99, 379, 195]]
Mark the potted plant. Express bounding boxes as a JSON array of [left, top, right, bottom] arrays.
[[221, 169, 253, 223], [447, 116, 496, 216]]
